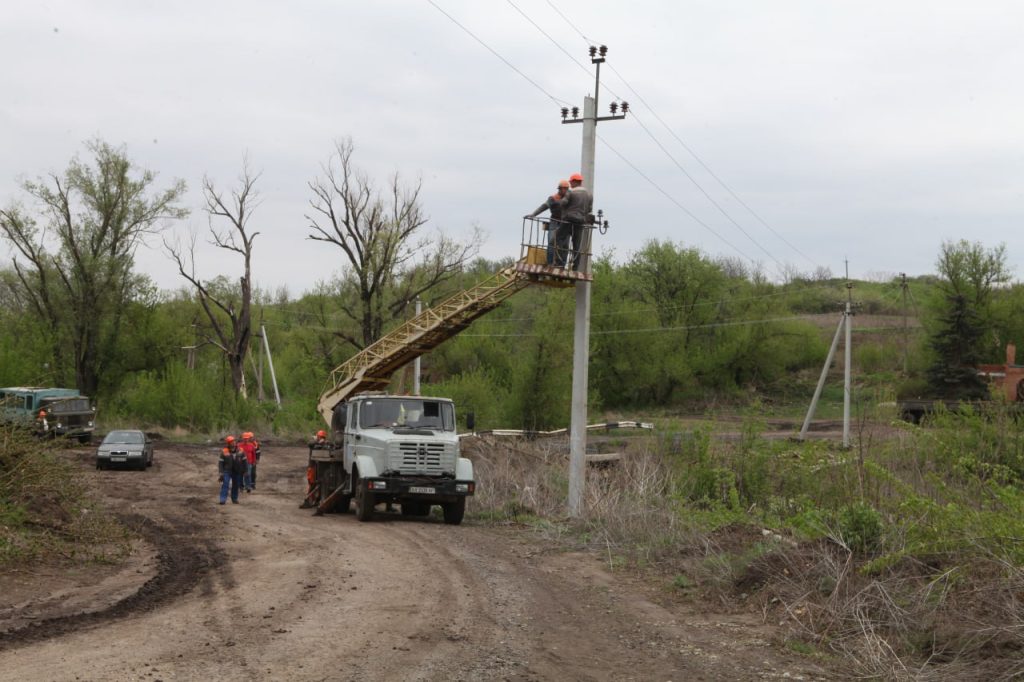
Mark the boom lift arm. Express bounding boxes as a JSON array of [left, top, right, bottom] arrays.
[[316, 216, 597, 423], [317, 266, 530, 422]]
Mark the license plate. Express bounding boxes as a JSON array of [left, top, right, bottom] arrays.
[[409, 486, 435, 494], [111, 457, 126, 462]]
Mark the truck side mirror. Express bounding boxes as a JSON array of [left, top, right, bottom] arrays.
[[466, 412, 476, 431]]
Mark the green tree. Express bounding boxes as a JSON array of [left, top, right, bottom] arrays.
[[925, 240, 1009, 399], [0, 140, 187, 395]]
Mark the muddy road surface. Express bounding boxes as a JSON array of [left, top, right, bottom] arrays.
[[0, 441, 832, 681]]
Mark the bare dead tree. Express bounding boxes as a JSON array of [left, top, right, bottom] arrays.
[[305, 138, 482, 349], [167, 161, 260, 397]]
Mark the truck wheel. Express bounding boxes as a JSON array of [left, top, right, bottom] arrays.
[[336, 492, 353, 514], [442, 498, 466, 525], [355, 480, 375, 522]]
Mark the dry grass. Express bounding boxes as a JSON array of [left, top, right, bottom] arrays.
[[0, 426, 132, 566], [465, 429, 1024, 678]]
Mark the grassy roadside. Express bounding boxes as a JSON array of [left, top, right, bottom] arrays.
[[0, 427, 132, 568], [465, 407, 1024, 678]]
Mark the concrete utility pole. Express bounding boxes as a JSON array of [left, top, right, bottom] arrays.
[[899, 272, 908, 375], [561, 45, 627, 517], [843, 279, 853, 448], [260, 324, 282, 406]]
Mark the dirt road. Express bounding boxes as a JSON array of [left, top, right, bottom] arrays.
[[0, 441, 833, 681]]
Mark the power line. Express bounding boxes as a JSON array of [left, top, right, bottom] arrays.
[[425, 0, 568, 107], [432, 0, 792, 276], [627, 108, 787, 273], [546, 0, 821, 271], [597, 134, 757, 265], [510, 2, 788, 274], [604, 61, 819, 269], [460, 313, 828, 338], [506, 0, 592, 78]]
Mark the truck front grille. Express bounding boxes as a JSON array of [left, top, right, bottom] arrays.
[[389, 441, 454, 475]]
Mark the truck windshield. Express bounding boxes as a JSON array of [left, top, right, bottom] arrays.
[[359, 399, 454, 431]]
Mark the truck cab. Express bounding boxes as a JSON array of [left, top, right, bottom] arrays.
[[310, 393, 475, 524], [0, 387, 96, 443]]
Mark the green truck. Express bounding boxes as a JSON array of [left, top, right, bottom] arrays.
[[0, 387, 96, 443]]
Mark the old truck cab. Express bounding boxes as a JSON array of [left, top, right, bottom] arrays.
[[311, 393, 475, 524], [0, 387, 96, 443]]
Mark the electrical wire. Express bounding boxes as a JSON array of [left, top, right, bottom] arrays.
[[459, 313, 834, 338], [425, 0, 569, 107], [603, 61, 819, 269], [430, 0, 791, 276], [544, 0, 821, 271], [597, 134, 756, 265], [627, 108, 786, 272]]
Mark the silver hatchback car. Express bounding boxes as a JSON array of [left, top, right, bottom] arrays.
[[96, 430, 153, 470]]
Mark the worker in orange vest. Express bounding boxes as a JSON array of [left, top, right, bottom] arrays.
[[300, 430, 329, 508], [218, 436, 247, 505], [239, 432, 261, 492]]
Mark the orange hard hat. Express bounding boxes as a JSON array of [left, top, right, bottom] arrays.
[[569, 172, 583, 182], [225, 435, 236, 443], [242, 431, 253, 439], [557, 179, 569, 189], [317, 430, 327, 438]]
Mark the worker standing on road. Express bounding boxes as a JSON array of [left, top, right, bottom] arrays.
[[301, 430, 329, 509], [558, 172, 593, 271], [218, 436, 247, 505], [239, 432, 260, 492], [525, 179, 570, 266]]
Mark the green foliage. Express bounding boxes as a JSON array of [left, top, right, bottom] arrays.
[[425, 367, 511, 431], [925, 240, 1009, 398], [0, 139, 188, 396], [836, 502, 884, 553], [109, 362, 261, 434]]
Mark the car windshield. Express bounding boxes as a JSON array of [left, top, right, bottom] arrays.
[[103, 431, 144, 445], [359, 399, 454, 431]]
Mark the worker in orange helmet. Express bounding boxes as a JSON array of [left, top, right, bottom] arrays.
[[525, 179, 570, 266], [558, 172, 593, 270], [301, 430, 330, 509], [217, 436, 246, 505], [239, 432, 260, 492]]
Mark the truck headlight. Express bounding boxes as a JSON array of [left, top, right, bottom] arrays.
[[369, 481, 387, 490], [456, 483, 474, 493]]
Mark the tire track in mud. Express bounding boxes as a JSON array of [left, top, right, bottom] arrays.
[[0, 512, 225, 650]]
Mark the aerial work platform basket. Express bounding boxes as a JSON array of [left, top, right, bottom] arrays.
[[514, 216, 597, 287]]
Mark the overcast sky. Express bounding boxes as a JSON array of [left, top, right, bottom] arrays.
[[2, 1, 1021, 296]]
